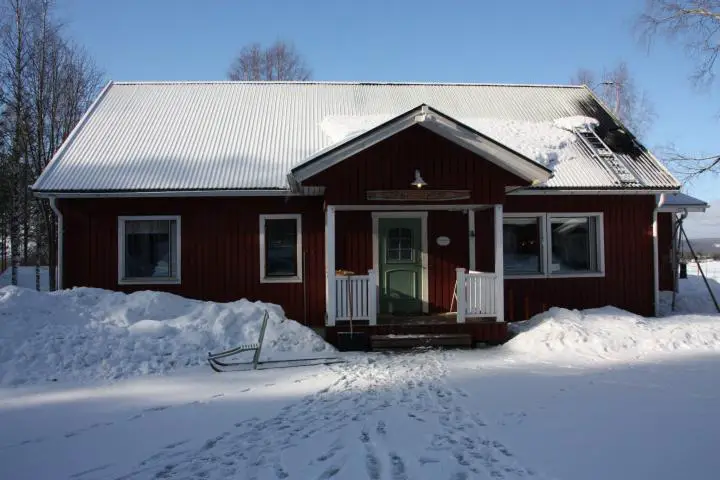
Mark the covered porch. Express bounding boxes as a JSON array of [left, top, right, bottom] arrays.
[[324, 204, 505, 328]]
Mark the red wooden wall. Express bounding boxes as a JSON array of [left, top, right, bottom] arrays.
[[59, 197, 326, 327], [307, 125, 530, 204], [504, 195, 657, 319]]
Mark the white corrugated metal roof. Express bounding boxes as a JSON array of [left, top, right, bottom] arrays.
[[32, 81, 680, 192]]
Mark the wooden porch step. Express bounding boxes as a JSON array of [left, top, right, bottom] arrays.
[[370, 333, 473, 350]]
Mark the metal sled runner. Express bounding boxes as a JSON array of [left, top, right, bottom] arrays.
[[208, 311, 344, 372]]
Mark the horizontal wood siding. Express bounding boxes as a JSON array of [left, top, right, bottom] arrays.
[[474, 208, 495, 272], [657, 212, 675, 291], [504, 195, 656, 320], [307, 125, 529, 205], [59, 197, 326, 327]]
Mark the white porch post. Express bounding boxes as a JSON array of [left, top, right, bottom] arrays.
[[455, 268, 466, 323], [367, 269, 377, 325], [326, 205, 336, 326], [494, 204, 505, 322], [468, 209, 476, 271]]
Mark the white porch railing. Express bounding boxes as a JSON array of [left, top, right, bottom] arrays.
[[333, 269, 377, 325], [455, 268, 498, 322]]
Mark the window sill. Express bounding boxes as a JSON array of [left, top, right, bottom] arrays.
[[261, 276, 303, 284], [119, 278, 181, 285]]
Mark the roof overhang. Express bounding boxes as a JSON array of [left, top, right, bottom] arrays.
[[657, 192, 709, 213], [33, 187, 324, 199], [289, 104, 553, 188]]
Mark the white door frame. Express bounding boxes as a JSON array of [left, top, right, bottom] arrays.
[[372, 211, 429, 314]]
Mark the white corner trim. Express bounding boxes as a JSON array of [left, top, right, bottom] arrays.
[[118, 215, 182, 285], [49, 197, 63, 290], [371, 211, 429, 314], [259, 213, 303, 284]]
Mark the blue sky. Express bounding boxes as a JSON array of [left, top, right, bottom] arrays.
[[57, 0, 719, 236]]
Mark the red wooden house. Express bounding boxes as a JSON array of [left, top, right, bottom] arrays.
[[31, 82, 706, 344]]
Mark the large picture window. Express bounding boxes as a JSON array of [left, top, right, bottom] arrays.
[[118, 216, 180, 284], [260, 214, 302, 283], [503, 213, 604, 278]]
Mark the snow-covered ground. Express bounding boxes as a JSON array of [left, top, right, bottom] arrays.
[[1, 266, 719, 479], [0, 265, 49, 291]]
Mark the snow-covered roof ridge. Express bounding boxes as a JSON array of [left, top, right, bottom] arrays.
[[32, 82, 680, 192]]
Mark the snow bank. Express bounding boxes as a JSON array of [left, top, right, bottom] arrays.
[[507, 306, 720, 361], [0, 287, 333, 386], [319, 114, 586, 171]]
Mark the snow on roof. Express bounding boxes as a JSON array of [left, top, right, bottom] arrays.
[[32, 82, 680, 193]]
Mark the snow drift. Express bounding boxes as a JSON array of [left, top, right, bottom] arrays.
[[507, 306, 720, 361], [0, 286, 333, 386]]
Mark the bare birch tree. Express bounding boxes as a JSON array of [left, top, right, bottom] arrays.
[[638, 1, 720, 178], [572, 62, 656, 138], [228, 41, 311, 81], [0, 0, 102, 289]]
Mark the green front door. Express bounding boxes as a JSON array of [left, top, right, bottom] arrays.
[[378, 217, 423, 314]]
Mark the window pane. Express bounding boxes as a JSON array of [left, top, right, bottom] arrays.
[[124, 220, 177, 279], [387, 228, 414, 262], [550, 217, 598, 273], [503, 217, 542, 274], [265, 218, 298, 277]]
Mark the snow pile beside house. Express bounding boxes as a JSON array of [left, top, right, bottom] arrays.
[[319, 114, 593, 171], [507, 306, 720, 361], [0, 286, 333, 386]]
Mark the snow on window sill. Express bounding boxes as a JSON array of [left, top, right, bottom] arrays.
[[505, 272, 605, 280]]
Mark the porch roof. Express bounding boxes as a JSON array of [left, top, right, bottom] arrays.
[[290, 104, 553, 188]]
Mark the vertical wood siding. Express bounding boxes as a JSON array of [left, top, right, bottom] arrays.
[[307, 125, 529, 205], [59, 197, 326, 327], [503, 195, 657, 319]]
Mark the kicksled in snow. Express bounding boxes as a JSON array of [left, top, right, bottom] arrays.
[[208, 310, 344, 372]]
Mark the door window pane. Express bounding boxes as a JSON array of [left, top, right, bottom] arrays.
[[124, 219, 178, 279], [550, 217, 598, 273], [387, 227, 414, 262], [503, 217, 542, 274], [265, 218, 298, 277]]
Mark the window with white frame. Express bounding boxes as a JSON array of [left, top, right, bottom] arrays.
[[503, 213, 603, 277], [118, 216, 180, 284], [260, 214, 302, 282]]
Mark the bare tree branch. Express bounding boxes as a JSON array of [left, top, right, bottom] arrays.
[[639, 0, 720, 86], [228, 40, 311, 81], [572, 62, 656, 138], [638, 1, 720, 178]]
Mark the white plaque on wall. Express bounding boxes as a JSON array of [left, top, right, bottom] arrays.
[[436, 236, 451, 247]]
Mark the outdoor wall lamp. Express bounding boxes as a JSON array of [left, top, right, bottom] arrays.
[[411, 169, 427, 188]]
